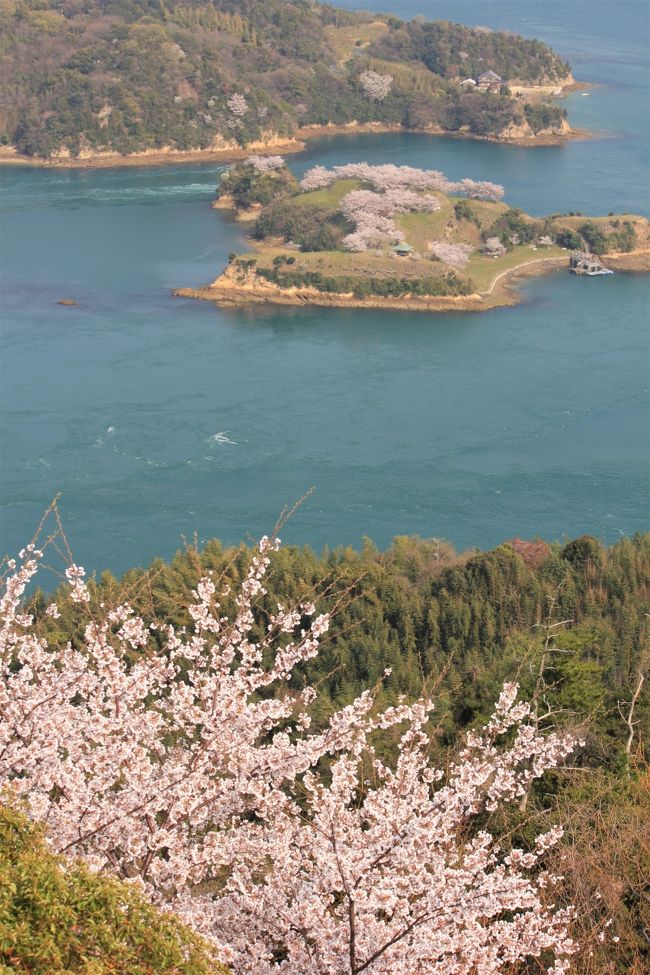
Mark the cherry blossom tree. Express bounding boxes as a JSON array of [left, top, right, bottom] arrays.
[[0, 515, 579, 975], [485, 236, 507, 256], [299, 163, 503, 202], [0, 527, 422, 961], [429, 240, 474, 269], [247, 155, 285, 173], [359, 70, 393, 101], [339, 187, 439, 251], [458, 178, 505, 203], [205, 685, 577, 975], [299, 164, 333, 191], [538, 235, 555, 247], [227, 93, 249, 118]]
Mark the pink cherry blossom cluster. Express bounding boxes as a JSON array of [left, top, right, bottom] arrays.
[[359, 69, 393, 101], [429, 240, 475, 269], [227, 93, 249, 118], [0, 529, 579, 974], [247, 155, 285, 173], [300, 162, 504, 202], [340, 187, 440, 251], [484, 235, 507, 256], [459, 178, 505, 202], [202, 683, 577, 974]]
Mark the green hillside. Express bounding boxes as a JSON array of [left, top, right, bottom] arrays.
[[0, 0, 569, 158]]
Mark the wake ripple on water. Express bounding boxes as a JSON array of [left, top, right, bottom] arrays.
[[206, 432, 238, 446], [0, 176, 224, 212]]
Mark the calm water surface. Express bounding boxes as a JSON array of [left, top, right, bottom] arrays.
[[0, 0, 648, 574]]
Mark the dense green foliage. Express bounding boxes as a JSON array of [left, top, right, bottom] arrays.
[[216, 161, 298, 207], [31, 532, 650, 762], [489, 206, 540, 248], [368, 18, 570, 84], [579, 219, 637, 254], [555, 227, 583, 250], [253, 263, 472, 297], [0, 804, 226, 975], [0, 0, 570, 157], [253, 199, 351, 250], [523, 101, 568, 133]]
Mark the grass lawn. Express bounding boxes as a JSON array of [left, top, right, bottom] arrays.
[[326, 21, 388, 63], [242, 244, 450, 282], [398, 203, 453, 251], [293, 179, 363, 208], [397, 197, 511, 254], [241, 240, 568, 293], [467, 244, 566, 290]]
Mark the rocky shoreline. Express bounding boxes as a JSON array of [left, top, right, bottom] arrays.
[[173, 249, 650, 315], [0, 125, 585, 170], [0, 79, 586, 170]]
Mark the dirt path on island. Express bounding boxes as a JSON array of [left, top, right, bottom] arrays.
[[483, 257, 567, 296]]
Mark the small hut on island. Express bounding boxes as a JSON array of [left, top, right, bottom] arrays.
[[393, 242, 414, 257], [569, 252, 613, 276]]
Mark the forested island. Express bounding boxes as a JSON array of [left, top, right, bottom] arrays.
[[3, 525, 649, 973], [176, 157, 650, 311], [0, 0, 576, 164]]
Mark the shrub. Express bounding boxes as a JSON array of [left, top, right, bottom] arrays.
[[454, 199, 479, 223], [254, 201, 350, 251], [0, 804, 225, 975], [490, 208, 539, 247], [578, 221, 609, 255], [217, 161, 298, 209], [255, 266, 472, 297], [524, 102, 567, 133], [554, 228, 582, 250]]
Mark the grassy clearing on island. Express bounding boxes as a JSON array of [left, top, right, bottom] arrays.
[[293, 179, 364, 208], [241, 245, 452, 283], [325, 21, 389, 63], [467, 244, 566, 290], [240, 240, 567, 294]]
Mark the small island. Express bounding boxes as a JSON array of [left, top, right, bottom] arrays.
[[176, 157, 650, 313]]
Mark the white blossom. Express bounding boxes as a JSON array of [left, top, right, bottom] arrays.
[[227, 93, 249, 118], [429, 240, 474, 269], [0, 531, 579, 975], [247, 155, 285, 173], [485, 236, 507, 256], [359, 69, 393, 101], [300, 162, 504, 202]]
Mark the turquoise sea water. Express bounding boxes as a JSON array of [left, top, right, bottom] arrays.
[[0, 0, 648, 574]]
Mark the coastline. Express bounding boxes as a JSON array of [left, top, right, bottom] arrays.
[[0, 114, 592, 172], [294, 119, 593, 149], [173, 250, 650, 315], [0, 138, 306, 170]]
